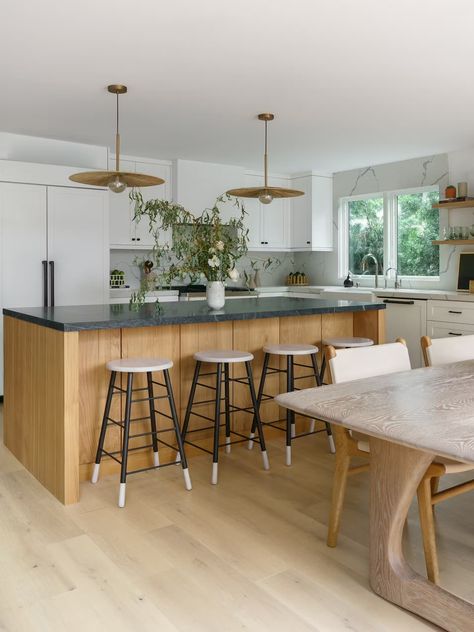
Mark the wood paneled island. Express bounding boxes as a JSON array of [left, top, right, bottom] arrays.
[[3, 297, 385, 504]]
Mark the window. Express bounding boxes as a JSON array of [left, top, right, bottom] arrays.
[[339, 187, 439, 279]]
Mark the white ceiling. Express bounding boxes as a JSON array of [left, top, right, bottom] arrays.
[[2, 0, 474, 174]]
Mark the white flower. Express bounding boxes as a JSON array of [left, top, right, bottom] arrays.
[[228, 267, 240, 281], [208, 247, 216, 254], [216, 240, 224, 252], [208, 255, 220, 268]]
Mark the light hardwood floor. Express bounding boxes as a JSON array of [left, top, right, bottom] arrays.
[[0, 405, 472, 632]]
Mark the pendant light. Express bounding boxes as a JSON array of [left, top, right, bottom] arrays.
[[69, 85, 164, 192], [227, 113, 303, 204]]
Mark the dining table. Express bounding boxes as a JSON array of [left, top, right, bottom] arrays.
[[275, 360, 474, 632]]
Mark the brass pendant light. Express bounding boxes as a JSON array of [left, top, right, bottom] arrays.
[[227, 113, 303, 204], [69, 85, 164, 193]]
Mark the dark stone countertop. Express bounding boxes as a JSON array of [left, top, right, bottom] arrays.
[[3, 297, 385, 332]]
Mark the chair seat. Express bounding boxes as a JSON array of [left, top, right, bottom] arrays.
[[194, 350, 254, 364], [263, 343, 319, 356], [107, 357, 173, 373], [323, 337, 374, 348]]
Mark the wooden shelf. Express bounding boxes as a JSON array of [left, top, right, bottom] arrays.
[[432, 200, 474, 210], [432, 239, 474, 245]]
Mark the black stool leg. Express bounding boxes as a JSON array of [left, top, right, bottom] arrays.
[[119, 372, 133, 507], [245, 361, 270, 470], [178, 360, 201, 462], [147, 371, 160, 467], [320, 354, 326, 384], [309, 353, 335, 453], [286, 355, 295, 465], [248, 352, 270, 449], [212, 363, 223, 484], [224, 364, 231, 454], [91, 370, 116, 484], [163, 369, 192, 490]]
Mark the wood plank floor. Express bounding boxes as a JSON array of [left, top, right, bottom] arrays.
[[0, 405, 472, 631]]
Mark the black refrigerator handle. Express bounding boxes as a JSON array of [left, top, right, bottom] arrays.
[[42, 260, 48, 307], [49, 261, 55, 307]]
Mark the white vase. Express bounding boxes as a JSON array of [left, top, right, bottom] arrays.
[[206, 281, 225, 310]]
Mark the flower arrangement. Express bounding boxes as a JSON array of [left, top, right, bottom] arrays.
[[130, 191, 249, 294]]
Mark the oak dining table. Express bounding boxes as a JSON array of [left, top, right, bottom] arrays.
[[276, 360, 474, 632]]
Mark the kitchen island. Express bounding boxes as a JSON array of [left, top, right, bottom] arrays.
[[3, 297, 385, 504]]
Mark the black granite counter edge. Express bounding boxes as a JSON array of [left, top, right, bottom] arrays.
[[4, 302, 385, 333]]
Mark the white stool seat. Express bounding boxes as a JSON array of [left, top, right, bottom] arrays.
[[323, 337, 373, 349], [107, 357, 173, 373], [263, 343, 319, 356], [194, 350, 254, 364]]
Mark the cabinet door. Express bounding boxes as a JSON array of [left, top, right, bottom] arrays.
[[109, 159, 136, 246], [426, 320, 474, 339], [47, 187, 109, 305], [311, 175, 333, 251], [290, 177, 312, 249], [383, 299, 427, 368], [261, 178, 290, 249], [0, 182, 47, 394], [133, 163, 171, 247]]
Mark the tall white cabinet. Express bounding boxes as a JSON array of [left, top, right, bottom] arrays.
[[0, 180, 109, 395]]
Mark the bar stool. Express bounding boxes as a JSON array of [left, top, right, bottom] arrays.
[[249, 344, 335, 465], [319, 337, 374, 383], [180, 350, 270, 484], [92, 357, 192, 507]]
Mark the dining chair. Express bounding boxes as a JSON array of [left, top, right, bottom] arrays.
[[417, 335, 474, 583], [325, 339, 410, 548]]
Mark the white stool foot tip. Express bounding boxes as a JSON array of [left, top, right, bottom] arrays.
[[286, 446, 292, 466], [183, 467, 192, 490], [261, 450, 270, 470], [153, 451, 160, 467], [248, 432, 255, 450], [91, 463, 100, 484], [211, 462, 218, 485], [118, 483, 126, 508], [328, 435, 336, 454]]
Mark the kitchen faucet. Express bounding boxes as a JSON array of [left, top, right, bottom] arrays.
[[361, 253, 380, 289], [384, 267, 401, 289]]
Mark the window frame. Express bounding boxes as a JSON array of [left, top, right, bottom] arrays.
[[338, 185, 440, 282]]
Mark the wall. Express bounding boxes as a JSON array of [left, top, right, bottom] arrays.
[[294, 153, 474, 290]]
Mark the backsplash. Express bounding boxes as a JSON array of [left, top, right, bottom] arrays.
[[109, 249, 296, 289]]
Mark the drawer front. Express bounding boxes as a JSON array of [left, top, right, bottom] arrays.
[[427, 300, 474, 325], [426, 320, 474, 339]]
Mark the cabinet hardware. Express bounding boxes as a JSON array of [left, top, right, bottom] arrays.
[[306, 241, 311, 244], [42, 260, 48, 307], [131, 237, 136, 241], [49, 261, 55, 307], [448, 332, 463, 336], [448, 310, 462, 314], [137, 238, 140, 241], [383, 299, 415, 305]]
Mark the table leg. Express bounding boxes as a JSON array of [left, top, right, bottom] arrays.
[[369, 437, 474, 631]]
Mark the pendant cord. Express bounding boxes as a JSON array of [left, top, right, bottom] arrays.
[[115, 92, 120, 172], [263, 120, 268, 188]]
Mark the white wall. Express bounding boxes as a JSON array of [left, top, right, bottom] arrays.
[[294, 153, 474, 290], [0, 132, 107, 169]]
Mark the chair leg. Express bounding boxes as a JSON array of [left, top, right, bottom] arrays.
[[431, 476, 440, 495], [177, 360, 201, 463], [118, 372, 133, 508], [286, 355, 295, 464], [417, 476, 440, 584], [308, 352, 321, 435], [163, 369, 192, 491], [91, 370, 116, 484], [245, 361, 270, 471], [224, 364, 231, 454], [211, 363, 223, 484], [327, 447, 351, 547], [147, 372, 160, 467], [249, 353, 270, 449], [320, 354, 326, 384]]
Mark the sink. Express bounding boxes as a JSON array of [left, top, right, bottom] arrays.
[[320, 288, 377, 302]]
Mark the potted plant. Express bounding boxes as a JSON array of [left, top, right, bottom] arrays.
[[131, 192, 248, 309]]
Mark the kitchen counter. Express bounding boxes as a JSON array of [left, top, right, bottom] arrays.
[[3, 297, 385, 504], [4, 297, 384, 332]]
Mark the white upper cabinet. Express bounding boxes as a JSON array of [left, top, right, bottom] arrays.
[[243, 173, 290, 251], [109, 157, 172, 249], [289, 173, 333, 251]]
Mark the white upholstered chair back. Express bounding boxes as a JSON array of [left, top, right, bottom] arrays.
[[328, 341, 411, 384], [421, 334, 474, 367]]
